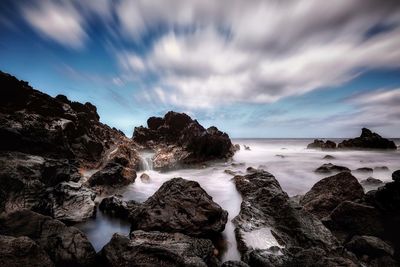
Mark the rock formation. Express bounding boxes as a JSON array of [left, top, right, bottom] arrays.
[[307, 139, 337, 149], [338, 128, 396, 150], [314, 163, 351, 174]]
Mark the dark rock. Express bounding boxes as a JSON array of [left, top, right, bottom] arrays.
[[374, 166, 390, 172], [355, 167, 373, 173], [360, 177, 383, 186], [224, 169, 241, 176], [221, 260, 250, 267], [232, 170, 352, 265], [234, 144, 241, 151], [0, 235, 54, 267], [323, 155, 336, 160], [345, 235, 394, 257], [243, 145, 251, 150], [133, 111, 234, 170], [338, 128, 396, 150], [246, 166, 258, 173], [323, 201, 385, 243], [131, 178, 228, 238], [0, 209, 96, 267], [275, 154, 285, 158], [315, 163, 351, 174], [88, 162, 136, 187], [393, 170, 400, 182], [140, 173, 150, 183], [99, 195, 141, 220], [99, 231, 219, 267], [307, 139, 337, 149], [300, 172, 364, 219]]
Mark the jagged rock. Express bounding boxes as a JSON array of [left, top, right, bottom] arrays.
[[323, 155, 336, 160], [87, 162, 136, 187], [0, 235, 54, 267], [49, 181, 96, 223], [131, 178, 228, 238], [99, 195, 141, 220], [307, 139, 337, 149], [355, 167, 373, 173], [338, 128, 396, 150], [133, 111, 234, 170], [300, 172, 364, 219], [140, 173, 150, 183], [315, 163, 350, 174], [99, 231, 219, 267], [323, 201, 385, 243], [393, 170, 400, 183], [345, 235, 394, 257], [0, 209, 96, 267], [232, 170, 353, 265]]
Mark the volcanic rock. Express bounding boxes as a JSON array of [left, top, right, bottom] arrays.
[[99, 195, 141, 220], [338, 128, 396, 150], [307, 139, 337, 149], [315, 163, 351, 174], [87, 162, 136, 187]]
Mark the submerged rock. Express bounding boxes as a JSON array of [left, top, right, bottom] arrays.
[[99, 231, 219, 267], [323, 155, 336, 160], [355, 167, 373, 173], [0, 235, 54, 267], [315, 163, 351, 174], [131, 178, 228, 238], [360, 177, 383, 186], [0, 209, 96, 267], [307, 139, 337, 149], [133, 111, 234, 170], [338, 128, 396, 150], [374, 166, 390, 172], [300, 172, 364, 219]]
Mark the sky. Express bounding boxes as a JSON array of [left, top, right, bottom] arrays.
[[1, 0, 400, 138]]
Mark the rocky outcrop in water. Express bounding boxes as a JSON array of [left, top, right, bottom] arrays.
[[99, 195, 140, 220], [130, 177, 228, 238], [0, 235, 55, 267], [99, 231, 219, 267], [0, 209, 96, 267], [232, 169, 356, 266], [307, 139, 337, 149], [315, 163, 351, 174], [133, 111, 235, 170], [338, 128, 396, 150], [300, 172, 364, 219]]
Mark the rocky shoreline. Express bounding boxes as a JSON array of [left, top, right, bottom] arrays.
[[1, 71, 400, 267]]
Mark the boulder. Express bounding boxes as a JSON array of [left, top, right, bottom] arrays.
[[345, 235, 394, 257], [300, 172, 364, 219], [323, 155, 336, 160], [131, 178, 228, 238], [355, 167, 373, 173], [140, 173, 151, 183], [315, 163, 350, 174], [0, 235, 54, 267], [99, 195, 141, 220], [374, 166, 390, 172], [87, 162, 136, 187], [133, 111, 234, 170], [99, 231, 219, 267], [392, 170, 400, 182], [338, 128, 396, 150], [307, 139, 336, 149], [0, 210, 96, 267], [232, 170, 353, 265], [360, 177, 383, 186]]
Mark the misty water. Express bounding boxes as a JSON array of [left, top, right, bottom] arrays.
[[77, 138, 400, 261]]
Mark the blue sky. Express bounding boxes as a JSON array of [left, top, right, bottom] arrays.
[[1, 0, 400, 138]]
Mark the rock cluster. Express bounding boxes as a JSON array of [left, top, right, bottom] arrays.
[[133, 111, 235, 170], [307, 139, 337, 149], [338, 128, 396, 149]]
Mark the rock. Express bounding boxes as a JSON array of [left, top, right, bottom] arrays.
[[345, 235, 394, 257], [232, 170, 351, 265], [231, 162, 245, 167], [393, 170, 400, 182], [131, 178, 228, 238], [300, 172, 364, 219], [234, 144, 241, 151], [49, 181, 96, 223], [315, 163, 351, 174], [224, 169, 241, 176], [323, 155, 336, 160], [374, 166, 390, 172], [87, 162, 136, 187], [99, 195, 141, 220], [100, 231, 219, 267], [275, 154, 285, 158], [0, 235, 54, 267], [243, 145, 251, 150], [360, 177, 383, 186], [221, 260, 250, 267], [338, 128, 396, 150], [355, 167, 373, 173], [246, 166, 258, 173], [323, 201, 385, 243], [140, 173, 150, 183], [0, 209, 96, 267], [133, 111, 234, 170], [307, 139, 337, 149]]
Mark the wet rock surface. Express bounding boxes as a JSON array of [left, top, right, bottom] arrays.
[[133, 111, 234, 170], [0, 235, 55, 267], [87, 162, 136, 188], [99, 231, 219, 267], [99, 195, 141, 220], [315, 163, 351, 174], [0, 209, 96, 267], [300, 172, 364, 219], [307, 139, 337, 149], [338, 128, 396, 150], [131, 177, 228, 238]]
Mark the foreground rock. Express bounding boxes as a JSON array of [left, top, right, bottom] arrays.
[[0, 235, 54, 267], [131, 178, 228, 238], [232, 169, 355, 266], [338, 128, 396, 150], [133, 111, 234, 170], [99, 231, 219, 267], [0, 210, 96, 267], [300, 172, 364, 219], [307, 139, 336, 149], [315, 163, 350, 174], [87, 162, 136, 188], [99, 195, 140, 220]]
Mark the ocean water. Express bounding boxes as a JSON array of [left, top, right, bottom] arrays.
[[77, 138, 400, 261]]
